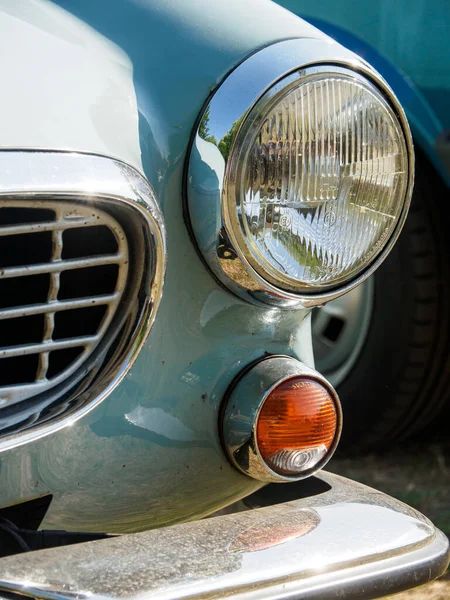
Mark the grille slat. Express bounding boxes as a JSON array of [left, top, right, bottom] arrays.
[[0, 336, 98, 358], [0, 253, 124, 280], [0, 205, 129, 237], [0, 200, 128, 406], [0, 294, 119, 320], [0, 218, 99, 237], [40, 218, 62, 381], [36, 351, 49, 382]]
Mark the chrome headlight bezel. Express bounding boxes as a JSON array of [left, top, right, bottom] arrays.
[[186, 39, 414, 309]]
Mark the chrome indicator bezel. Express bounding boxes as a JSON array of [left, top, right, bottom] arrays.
[[221, 355, 342, 483]]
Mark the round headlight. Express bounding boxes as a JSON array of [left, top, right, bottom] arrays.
[[187, 41, 414, 307], [225, 69, 409, 292]]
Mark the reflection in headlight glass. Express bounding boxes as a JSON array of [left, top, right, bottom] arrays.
[[232, 73, 408, 290]]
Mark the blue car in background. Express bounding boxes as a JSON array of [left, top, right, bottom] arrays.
[[275, 0, 450, 450]]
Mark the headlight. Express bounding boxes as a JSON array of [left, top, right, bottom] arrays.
[[187, 40, 414, 308], [226, 69, 408, 291]]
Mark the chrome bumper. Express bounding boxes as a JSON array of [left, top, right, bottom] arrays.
[[0, 472, 448, 600]]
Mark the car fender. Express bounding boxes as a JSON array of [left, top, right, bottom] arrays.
[[0, 0, 332, 532]]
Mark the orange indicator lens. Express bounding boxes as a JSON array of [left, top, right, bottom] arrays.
[[256, 376, 338, 477]]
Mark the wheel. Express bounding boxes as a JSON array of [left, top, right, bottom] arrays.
[[313, 155, 450, 451]]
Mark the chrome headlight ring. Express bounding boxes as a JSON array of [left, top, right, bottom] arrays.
[[186, 38, 414, 309]]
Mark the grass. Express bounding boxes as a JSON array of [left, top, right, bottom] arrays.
[[330, 442, 450, 599]]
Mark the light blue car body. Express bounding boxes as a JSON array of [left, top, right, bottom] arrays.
[[0, 0, 344, 533], [275, 0, 450, 186]]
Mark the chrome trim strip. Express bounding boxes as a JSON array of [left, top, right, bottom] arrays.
[[221, 356, 342, 482], [0, 472, 447, 600], [187, 38, 415, 308], [0, 150, 166, 452]]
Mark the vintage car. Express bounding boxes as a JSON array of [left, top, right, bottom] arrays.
[[275, 0, 450, 450], [0, 1, 448, 598]]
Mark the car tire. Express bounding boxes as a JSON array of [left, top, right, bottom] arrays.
[[314, 154, 450, 452]]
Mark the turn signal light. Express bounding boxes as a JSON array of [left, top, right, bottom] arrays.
[[221, 356, 341, 482], [257, 377, 338, 477]]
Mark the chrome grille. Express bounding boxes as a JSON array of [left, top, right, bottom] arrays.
[[0, 200, 128, 408]]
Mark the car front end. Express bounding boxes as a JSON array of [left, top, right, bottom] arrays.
[[0, 1, 447, 598]]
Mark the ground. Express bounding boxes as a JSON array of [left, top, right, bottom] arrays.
[[330, 442, 450, 599]]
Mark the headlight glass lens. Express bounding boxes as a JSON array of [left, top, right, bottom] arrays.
[[226, 70, 409, 291]]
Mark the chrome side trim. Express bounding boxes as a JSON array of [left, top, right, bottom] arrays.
[[221, 356, 342, 482], [0, 472, 447, 600], [0, 150, 166, 452], [186, 38, 414, 308]]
